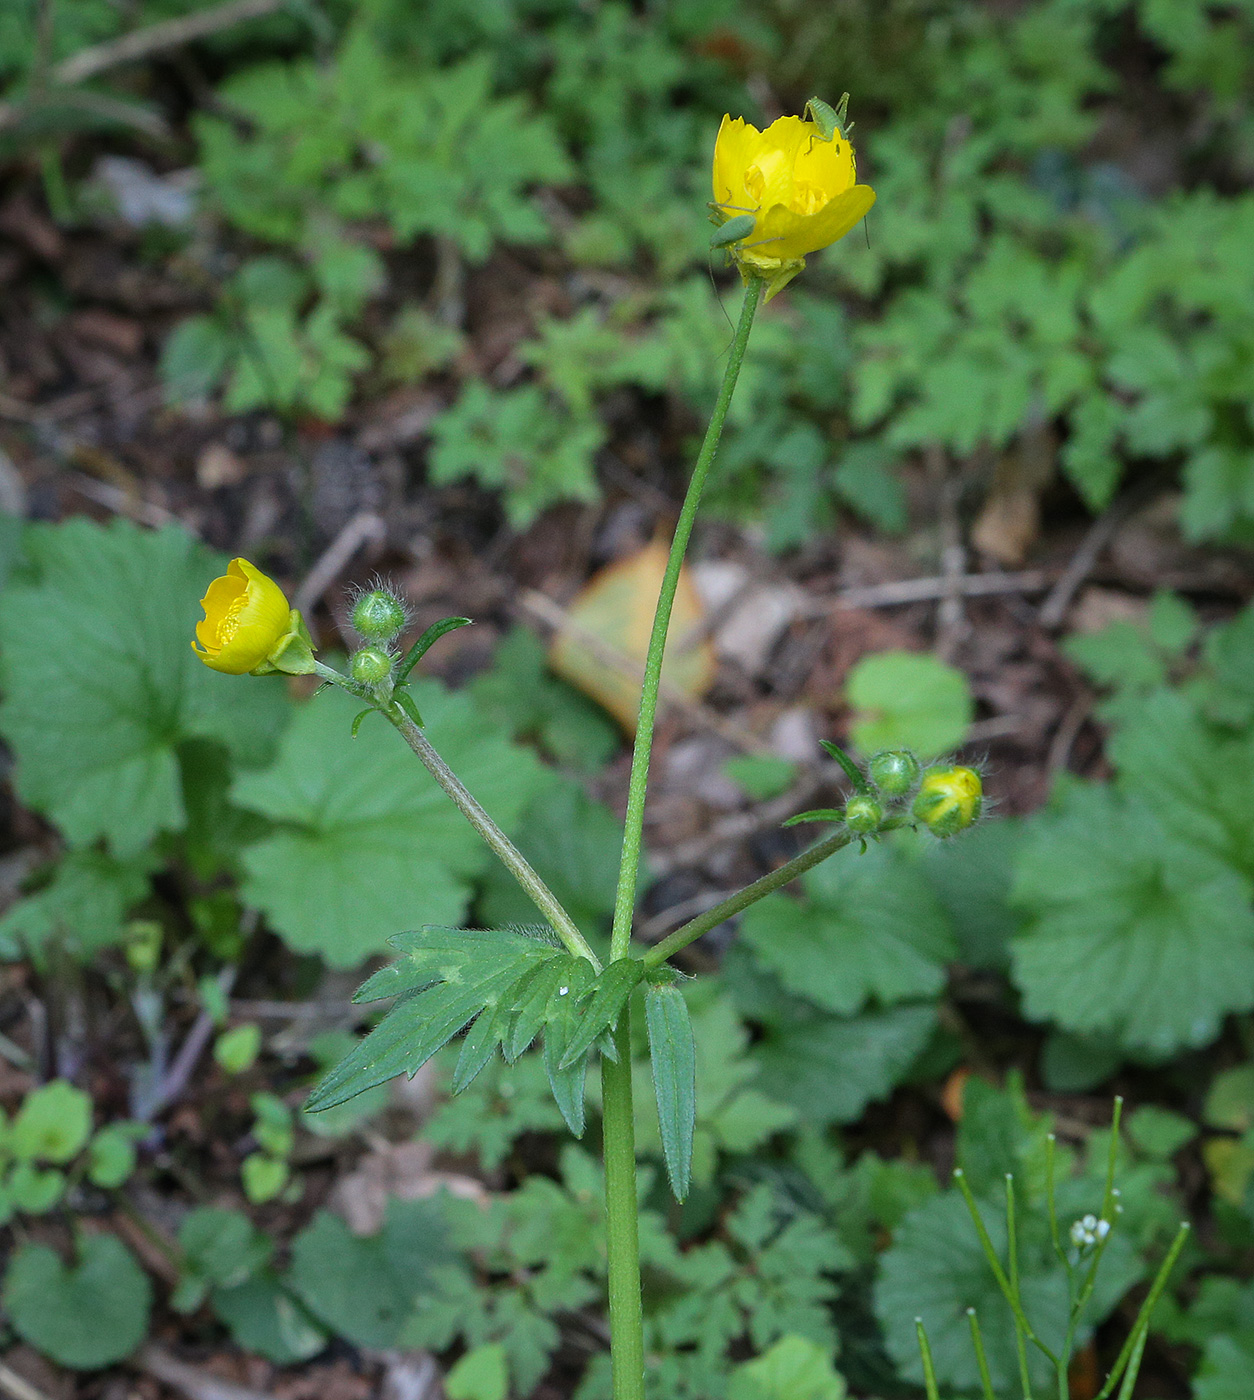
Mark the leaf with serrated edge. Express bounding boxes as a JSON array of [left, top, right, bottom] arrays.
[[353, 927, 558, 1003], [543, 958, 596, 1135], [558, 958, 644, 1068], [309, 940, 564, 1110], [505, 955, 587, 1062], [645, 982, 697, 1202], [451, 979, 527, 1094], [450, 996, 515, 1092]]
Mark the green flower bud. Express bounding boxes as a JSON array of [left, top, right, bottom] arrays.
[[844, 792, 883, 834], [124, 919, 163, 975], [350, 646, 394, 685], [868, 749, 921, 799], [352, 589, 407, 643], [912, 765, 983, 837]]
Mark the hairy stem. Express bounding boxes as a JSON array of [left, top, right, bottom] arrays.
[[601, 1013, 645, 1400], [384, 707, 600, 970], [608, 276, 763, 963], [643, 827, 854, 969]]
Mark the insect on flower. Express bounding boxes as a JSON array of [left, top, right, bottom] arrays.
[[709, 96, 876, 298]]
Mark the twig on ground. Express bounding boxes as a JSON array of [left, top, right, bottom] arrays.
[[68, 472, 177, 529], [137, 1346, 275, 1400], [964, 714, 1026, 743], [52, 0, 286, 86], [636, 890, 729, 943], [802, 569, 1049, 613], [292, 510, 387, 618], [934, 455, 969, 661], [0, 1363, 54, 1400], [1047, 693, 1094, 772], [230, 997, 361, 1020], [1039, 477, 1164, 629], [141, 968, 237, 1121], [645, 765, 832, 876], [0, 389, 97, 424]]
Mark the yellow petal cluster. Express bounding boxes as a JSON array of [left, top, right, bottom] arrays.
[[712, 112, 875, 298], [193, 558, 293, 674]]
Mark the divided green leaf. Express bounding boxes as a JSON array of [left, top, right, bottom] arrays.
[[233, 682, 547, 965], [740, 843, 956, 1015], [1011, 782, 1254, 1054], [307, 927, 564, 1110]]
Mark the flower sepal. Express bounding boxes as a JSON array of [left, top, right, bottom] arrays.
[[250, 610, 317, 676]]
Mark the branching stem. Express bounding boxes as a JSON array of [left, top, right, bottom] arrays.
[[383, 707, 600, 970]]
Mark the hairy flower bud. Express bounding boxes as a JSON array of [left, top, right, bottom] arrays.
[[352, 588, 407, 644], [868, 749, 921, 799], [912, 766, 983, 837], [844, 792, 884, 834], [350, 646, 394, 685]]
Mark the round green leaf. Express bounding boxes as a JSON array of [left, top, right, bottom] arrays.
[[12, 1080, 92, 1164], [4, 1235, 151, 1369], [215, 1023, 262, 1075], [446, 1342, 509, 1400], [846, 651, 973, 759]]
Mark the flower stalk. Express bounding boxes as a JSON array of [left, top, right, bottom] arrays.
[[193, 98, 883, 1400]]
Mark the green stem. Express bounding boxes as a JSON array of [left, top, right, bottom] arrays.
[[601, 1012, 645, 1400], [608, 276, 763, 963], [643, 826, 854, 969], [383, 707, 600, 970]]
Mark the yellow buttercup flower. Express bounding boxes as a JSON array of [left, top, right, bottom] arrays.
[[712, 110, 876, 299], [193, 558, 295, 674]]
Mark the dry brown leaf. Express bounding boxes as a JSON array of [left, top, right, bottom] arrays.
[[972, 434, 1054, 565], [549, 541, 716, 730]]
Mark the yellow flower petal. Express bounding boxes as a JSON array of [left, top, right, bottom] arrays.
[[192, 558, 293, 674]]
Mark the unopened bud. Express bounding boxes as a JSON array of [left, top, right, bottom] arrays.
[[1069, 1213, 1110, 1250], [124, 920, 163, 975], [844, 792, 883, 834], [352, 589, 407, 643], [868, 749, 921, 799], [912, 766, 982, 837], [350, 646, 394, 685]]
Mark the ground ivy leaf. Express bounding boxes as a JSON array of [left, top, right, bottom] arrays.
[[287, 1200, 447, 1349], [3, 1235, 152, 1369], [211, 1272, 327, 1365], [233, 682, 547, 964], [1011, 782, 1254, 1054], [0, 518, 288, 855], [740, 843, 956, 1015]]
